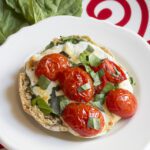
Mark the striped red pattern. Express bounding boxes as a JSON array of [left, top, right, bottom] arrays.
[[86, 0, 150, 44]]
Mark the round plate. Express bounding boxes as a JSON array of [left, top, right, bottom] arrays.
[[0, 16, 150, 150]]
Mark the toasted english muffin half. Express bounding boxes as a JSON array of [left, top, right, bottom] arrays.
[[19, 72, 68, 132], [18, 35, 129, 136]]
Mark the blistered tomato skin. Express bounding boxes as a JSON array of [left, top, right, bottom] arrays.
[[58, 67, 94, 102], [106, 89, 137, 118], [62, 103, 105, 137], [35, 53, 70, 81], [92, 59, 127, 84]]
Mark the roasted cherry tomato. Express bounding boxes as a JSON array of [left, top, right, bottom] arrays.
[[106, 89, 137, 118], [58, 67, 94, 102], [35, 53, 70, 81], [62, 103, 105, 137], [92, 59, 126, 83]]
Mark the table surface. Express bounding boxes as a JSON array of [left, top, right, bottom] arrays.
[[0, 0, 150, 149]]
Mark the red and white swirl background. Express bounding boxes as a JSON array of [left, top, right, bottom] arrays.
[[83, 0, 150, 44], [0, 1, 150, 149]]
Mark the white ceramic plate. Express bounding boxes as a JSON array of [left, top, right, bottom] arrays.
[[0, 16, 150, 150]]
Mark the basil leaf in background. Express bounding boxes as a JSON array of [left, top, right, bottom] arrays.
[[6, 0, 22, 14], [89, 54, 101, 67], [6, 0, 82, 24], [1, 0, 82, 44], [36, 96, 52, 115], [50, 87, 60, 115], [0, 0, 28, 44], [91, 101, 104, 112], [87, 117, 100, 130], [78, 83, 91, 92], [37, 75, 50, 90]]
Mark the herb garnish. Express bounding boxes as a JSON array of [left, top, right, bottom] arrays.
[[37, 75, 50, 90], [78, 83, 91, 92], [87, 117, 100, 130], [31, 96, 52, 115]]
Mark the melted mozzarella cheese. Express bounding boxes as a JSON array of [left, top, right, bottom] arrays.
[[119, 79, 133, 93]]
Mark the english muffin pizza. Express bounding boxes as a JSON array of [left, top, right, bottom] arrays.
[[19, 35, 137, 138]]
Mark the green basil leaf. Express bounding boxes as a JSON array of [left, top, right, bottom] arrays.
[[94, 93, 105, 104], [79, 45, 95, 65], [89, 54, 101, 67], [102, 82, 115, 94], [37, 75, 50, 90], [86, 45, 95, 53], [50, 87, 60, 115], [98, 69, 105, 78], [79, 50, 91, 65], [31, 97, 38, 106], [6, 0, 82, 24], [36, 97, 52, 115], [84, 65, 101, 86], [2, 0, 82, 45], [0, 0, 28, 44], [87, 117, 100, 130], [84, 64, 92, 73], [6, 0, 22, 14], [58, 96, 70, 112], [91, 101, 104, 112], [78, 83, 91, 92], [92, 72, 101, 86]]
